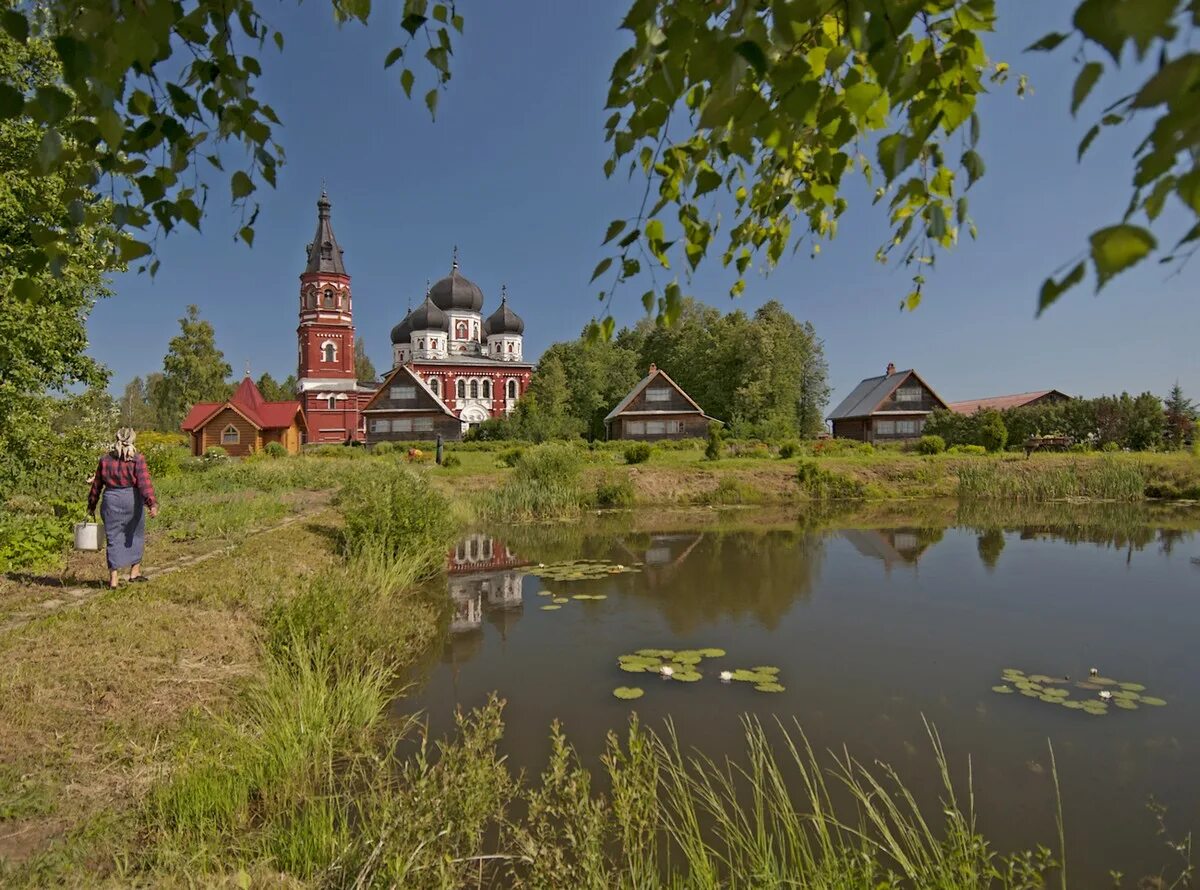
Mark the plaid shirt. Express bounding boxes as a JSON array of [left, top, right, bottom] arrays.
[[88, 453, 157, 513]]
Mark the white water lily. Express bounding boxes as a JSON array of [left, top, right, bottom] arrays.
[[719, 671, 733, 682], [1099, 690, 1113, 701], [1089, 667, 1099, 677], [660, 665, 674, 678]]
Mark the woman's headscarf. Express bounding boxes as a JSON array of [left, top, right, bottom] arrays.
[[113, 427, 138, 461]]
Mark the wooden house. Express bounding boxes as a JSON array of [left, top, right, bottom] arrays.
[[828, 363, 947, 443], [604, 364, 720, 441], [362, 364, 462, 444], [180, 376, 307, 456], [947, 390, 1071, 415]]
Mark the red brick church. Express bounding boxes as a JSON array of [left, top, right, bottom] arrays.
[[295, 191, 533, 443]]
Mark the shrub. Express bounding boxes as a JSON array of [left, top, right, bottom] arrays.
[[811, 438, 874, 457], [499, 447, 524, 468], [372, 441, 396, 456], [948, 444, 987, 455], [777, 441, 799, 459], [202, 445, 228, 462], [916, 435, 946, 455], [481, 444, 588, 520], [593, 474, 635, 508], [0, 513, 73, 572], [143, 442, 186, 478], [977, 411, 1008, 453], [440, 453, 461, 469], [795, 460, 866, 499], [1101, 441, 1121, 453], [623, 442, 652, 465], [264, 442, 288, 459], [704, 423, 724, 461]]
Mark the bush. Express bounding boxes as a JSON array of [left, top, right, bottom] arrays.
[[593, 474, 635, 508], [977, 411, 1008, 453], [1101, 441, 1121, 453], [623, 442, 653, 465], [948, 444, 987, 455], [778, 441, 799, 459], [440, 453, 461, 469], [0, 513, 73, 572], [704, 423, 724, 461], [795, 460, 866, 499], [811, 439, 874, 457], [372, 441, 396, 456], [499, 447, 524, 468], [263, 442, 288, 459], [142, 442, 186, 478], [202, 445, 228, 462], [916, 435, 946, 455]]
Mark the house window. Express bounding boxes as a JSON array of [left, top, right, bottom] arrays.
[[322, 342, 337, 362], [457, 379, 466, 399], [469, 380, 479, 399], [896, 419, 918, 435], [875, 420, 895, 435], [323, 289, 334, 308], [392, 418, 413, 433], [645, 388, 671, 402], [645, 420, 666, 435], [481, 380, 491, 399], [895, 387, 922, 403], [414, 417, 434, 432], [221, 424, 240, 445], [326, 396, 337, 410], [626, 420, 646, 435], [507, 379, 517, 399], [390, 385, 416, 401], [371, 418, 389, 433]]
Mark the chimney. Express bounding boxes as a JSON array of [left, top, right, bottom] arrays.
[[886, 362, 896, 376], [649, 362, 657, 374]]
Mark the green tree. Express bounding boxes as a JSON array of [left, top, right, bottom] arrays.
[[510, 354, 581, 442], [976, 410, 1008, 453], [354, 337, 378, 382], [1163, 382, 1197, 449], [155, 305, 232, 431], [256, 371, 297, 403], [118, 376, 158, 429]]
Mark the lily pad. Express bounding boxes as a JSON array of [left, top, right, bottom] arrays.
[[991, 685, 1014, 694], [673, 652, 703, 665], [1111, 690, 1140, 701], [613, 687, 644, 700], [536, 591, 553, 596], [754, 683, 785, 693], [1038, 694, 1062, 704], [1001, 668, 1025, 676], [672, 671, 703, 682], [1019, 689, 1040, 698], [1119, 682, 1146, 692], [750, 666, 781, 675], [1060, 700, 1085, 710], [697, 648, 726, 658], [1139, 696, 1167, 706], [1091, 676, 1117, 686], [539, 604, 561, 611], [1075, 682, 1101, 690], [1113, 700, 1138, 710], [552, 597, 570, 604], [619, 663, 648, 673], [731, 669, 775, 684], [637, 649, 674, 658], [1042, 688, 1069, 699]]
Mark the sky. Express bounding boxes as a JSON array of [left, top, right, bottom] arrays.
[[88, 1, 1200, 413]]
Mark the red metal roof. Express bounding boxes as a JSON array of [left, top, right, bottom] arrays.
[[947, 391, 1060, 415], [179, 378, 304, 432]]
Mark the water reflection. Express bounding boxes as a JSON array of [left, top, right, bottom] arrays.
[[843, 527, 943, 572], [446, 533, 529, 661]]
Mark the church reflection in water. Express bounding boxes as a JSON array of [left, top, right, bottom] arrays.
[[447, 533, 529, 638]]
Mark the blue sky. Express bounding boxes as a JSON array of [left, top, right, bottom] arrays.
[[89, 1, 1199, 411]]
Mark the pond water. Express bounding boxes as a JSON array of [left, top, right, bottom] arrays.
[[400, 502, 1200, 884]]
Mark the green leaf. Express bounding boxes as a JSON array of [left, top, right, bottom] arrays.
[[878, 133, 913, 182], [400, 68, 415, 97], [1176, 169, 1200, 214], [239, 226, 255, 246], [1131, 54, 1200, 109], [1071, 62, 1103, 115], [645, 218, 665, 244], [1025, 31, 1069, 52], [733, 41, 767, 76], [640, 290, 654, 314], [1073, 0, 1126, 62], [843, 82, 881, 121], [961, 150, 985, 187], [425, 88, 438, 118], [1037, 261, 1085, 315], [1, 9, 28, 42], [384, 47, 404, 68], [1077, 124, 1100, 161], [903, 290, 921, 311], [0, 83, 23, 120], [602, 219, 626, 244], [230, 171, 255, 199], [589, 257, 613, 283], [119, 238, 154, 262], [35, 129, 62, 172], [1089, 224, 1156, 290], [695, 164, 722, 197]]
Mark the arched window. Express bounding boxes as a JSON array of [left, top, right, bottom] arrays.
[[456, 379, 466, 399], [323, 289, 334, 308], [456, 321, 468, 339], [430, 378, 440, 396], [507, 379, 518, 400], [418, 338, 425, 349], [305, 289, 316, 309], [494, 341, 500, 353], [221, 424, 240, 445], [326, 395, 337, 410], [469, 380, 479, 399], [322, 342, 337, 363], [507, 342, 514, 353], [482, 380, 491, 399]]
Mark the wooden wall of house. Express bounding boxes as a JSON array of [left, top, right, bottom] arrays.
[[261, 424, 303, 455], [200, 408, 261, 456], [609, 413, 709, 441], [366, 411, 462, 444], [865, 416, 928, 443], [874, 374, 943, 413], [624, 377, 698, 414], [832, 418, 868, 441]]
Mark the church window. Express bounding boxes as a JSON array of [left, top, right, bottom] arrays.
[[430, 378, 440, 396], [327, 395, 338, 410], [507, 342, 513, 353], [323, 289, 334, 308], [646, 387, 671, 402], [469, 380, 479, 399], [494, 342, 501, 353], [482, 380, 491, 399], [390, 385, 416, 401], [418, 338, 425, 350], [322, 342, 337, 363], [221, 424, 240, 445], [306, 290, 316, 309], [507, 379, 518, 400], [456, 321, 468, 339], [457, 379, 466, 399]]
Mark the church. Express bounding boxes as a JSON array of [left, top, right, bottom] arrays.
[[295, 191, 532, 442]]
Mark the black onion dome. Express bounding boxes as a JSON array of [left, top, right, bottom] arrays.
[[390, 310, 415, 344], [407, 295, 448, 331], [485, 293, 524, 335], [429, 261, 484, 312]]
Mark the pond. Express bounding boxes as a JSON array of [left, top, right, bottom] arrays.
[[400, 501, 1200, 885]]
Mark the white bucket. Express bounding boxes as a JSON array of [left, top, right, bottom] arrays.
[[74, 521, 100, 551]]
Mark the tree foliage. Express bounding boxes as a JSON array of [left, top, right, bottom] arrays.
[[354, 336, 377, 383], [154, 304, 232, 430], [256, 371, 297, 403], [1162, 382, 1196, 449]]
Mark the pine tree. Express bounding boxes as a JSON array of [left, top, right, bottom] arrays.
[[256, 372, 297, 402], [155, 305, 232, 430], [1163, 382, 1197, 449], [354, 337, 377, 382]]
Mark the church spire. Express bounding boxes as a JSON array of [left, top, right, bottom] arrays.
[[305, 188, 347, 275]]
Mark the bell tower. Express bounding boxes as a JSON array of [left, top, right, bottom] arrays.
[[296, 189, 360, 442]]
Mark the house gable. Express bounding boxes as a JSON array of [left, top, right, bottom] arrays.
[[364, 365, 456, 416], [605, 366, 712, 423], [869, 370, 947, 415]]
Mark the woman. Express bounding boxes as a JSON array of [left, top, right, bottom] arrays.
[[87, 428, 159, 589]]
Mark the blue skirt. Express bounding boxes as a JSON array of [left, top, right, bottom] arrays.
[[100, 487, 145, 570]]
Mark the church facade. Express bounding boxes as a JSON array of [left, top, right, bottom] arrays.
[[294, 191, 532, 443]]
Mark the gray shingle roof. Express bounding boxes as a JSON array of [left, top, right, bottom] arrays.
[[828, 372, 907, 420]]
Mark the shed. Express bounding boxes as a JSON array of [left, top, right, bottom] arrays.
[[604, 364, 720, 441], [181, 376, 306, 456], [947, 390, 1072, 415], [362, 363, 462, 444], [828, 363, 948, 443]]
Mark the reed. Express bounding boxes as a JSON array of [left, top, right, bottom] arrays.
[[957, 459, 1145, 501], [480, 443, 590, 520]]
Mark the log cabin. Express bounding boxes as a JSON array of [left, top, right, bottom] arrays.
[[605, 364, 720, 441], [180, 376, 307, 456], [828, 363, 947, 443], [362, 363, 462, 444]]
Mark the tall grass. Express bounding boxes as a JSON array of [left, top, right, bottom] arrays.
[[957, 459, 1145, 501], [480, 443, 590, 520]]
